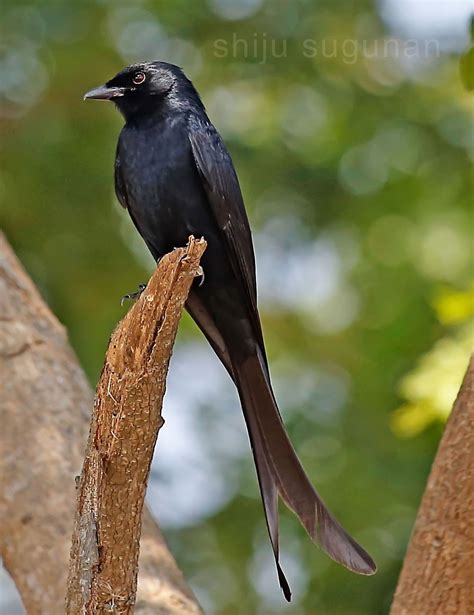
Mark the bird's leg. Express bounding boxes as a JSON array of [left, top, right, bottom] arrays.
[[196, 266, 205, 287], [120, 283, 147, 306]]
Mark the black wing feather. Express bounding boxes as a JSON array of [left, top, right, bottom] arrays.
[[188, 117, 267, 353]]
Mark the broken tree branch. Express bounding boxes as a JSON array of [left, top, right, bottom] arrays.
[[0, 232, 204, 615], [66, 236, 207, 614], [390, 355, 474, 615]]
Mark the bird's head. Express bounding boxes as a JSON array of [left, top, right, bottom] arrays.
[[84, 61, 203, 120]]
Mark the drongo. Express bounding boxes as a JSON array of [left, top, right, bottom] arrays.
[[84, 62, 376, 600]]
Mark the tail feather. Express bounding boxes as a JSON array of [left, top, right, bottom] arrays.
[[234, 351, 376, 599], [241, 393, 292, 600]]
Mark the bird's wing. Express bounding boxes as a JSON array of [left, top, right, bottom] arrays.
[[188, 116, 265, 348]]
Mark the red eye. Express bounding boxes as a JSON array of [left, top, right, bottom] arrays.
[[133, 72, 146, 85]]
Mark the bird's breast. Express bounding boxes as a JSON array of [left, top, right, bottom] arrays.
[[117, 119, 216, 257]]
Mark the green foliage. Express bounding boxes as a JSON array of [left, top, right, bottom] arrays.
[[459, 46, 474, 91], [391, 284, 473, 438], [0, 2, 472, 613]]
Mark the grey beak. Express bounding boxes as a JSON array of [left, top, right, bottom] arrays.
[[83, 84, 125, 101]]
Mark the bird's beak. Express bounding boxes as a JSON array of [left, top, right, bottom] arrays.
[[83, 84, 125, 101]]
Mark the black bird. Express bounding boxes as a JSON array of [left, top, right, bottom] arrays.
[[84, 62, 376, 599]]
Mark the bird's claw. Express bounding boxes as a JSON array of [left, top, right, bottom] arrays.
[[196, 266, 205, 287], [120, 283, 147, 306]]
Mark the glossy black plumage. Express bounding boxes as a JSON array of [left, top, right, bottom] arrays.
[[84, 62, 376, 599]]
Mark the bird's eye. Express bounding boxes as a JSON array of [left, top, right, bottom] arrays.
[[133, 72, 146, 85]]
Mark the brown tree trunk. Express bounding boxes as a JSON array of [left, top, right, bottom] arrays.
[[66, 237, 206, 614], [390, 356, 474, 615], [0, 233, 204, 615]]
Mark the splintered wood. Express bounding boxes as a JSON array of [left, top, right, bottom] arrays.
[[66, 237, 206, 615]]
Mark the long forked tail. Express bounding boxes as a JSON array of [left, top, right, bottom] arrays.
[[233, 350, 376, 601]]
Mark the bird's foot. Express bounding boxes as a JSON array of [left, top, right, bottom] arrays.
[[196, 266, 205, 287], [120, 283, 147, 306]]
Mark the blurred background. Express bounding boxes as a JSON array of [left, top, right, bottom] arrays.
[[0, 0, 472, 613]]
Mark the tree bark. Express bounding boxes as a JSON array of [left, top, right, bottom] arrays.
[[66, 236, 206, 614], [0, 233, 204, 615], [390, 356, 474, 615]]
